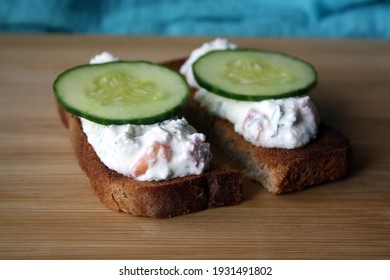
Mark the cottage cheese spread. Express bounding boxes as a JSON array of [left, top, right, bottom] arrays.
[[195, 89, 319, 149], [79, 52, 212, 181], [181, 39, 320, 149], [89, 51, 119, 64], [81, 117, 211, 180]]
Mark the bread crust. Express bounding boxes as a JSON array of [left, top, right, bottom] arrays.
[[163, 59, 353, 194], [59, 109, 242, 218]]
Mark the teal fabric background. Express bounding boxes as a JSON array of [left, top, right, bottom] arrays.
[[1, 0, 389, 38]]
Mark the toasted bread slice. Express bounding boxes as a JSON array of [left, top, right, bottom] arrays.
[[164, 59, 352, 194], [58, 103, 242, 218]]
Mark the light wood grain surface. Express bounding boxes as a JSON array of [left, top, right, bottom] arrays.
[[0, 35, 389, 260]]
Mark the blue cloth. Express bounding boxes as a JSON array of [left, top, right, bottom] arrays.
[[1, 0, 389, 38]]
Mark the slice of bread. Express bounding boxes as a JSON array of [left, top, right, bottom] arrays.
[[163, 59, 352, 195], [58, 103, 242, 218]]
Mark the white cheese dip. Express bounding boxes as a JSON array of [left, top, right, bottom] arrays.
[[79, 52, 212, 181], [81, 117, 211, 180], [181, 39, 320, 149], [195, 89, 319, 149], [89, 51, 119, 64]]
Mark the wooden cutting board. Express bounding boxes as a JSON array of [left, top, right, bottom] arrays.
[[0, 35, 389, 259]]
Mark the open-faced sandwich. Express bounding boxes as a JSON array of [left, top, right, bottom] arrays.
[[175, 38, 352, 194], [53, 52, 242, 218]]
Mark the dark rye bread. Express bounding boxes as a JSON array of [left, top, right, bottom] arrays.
[[58, 104, 242, 218], [163, 59, 352, 195]]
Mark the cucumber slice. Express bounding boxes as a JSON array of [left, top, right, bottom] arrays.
[[53, 61, 189, 125], [193, 49, 317, 101]]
